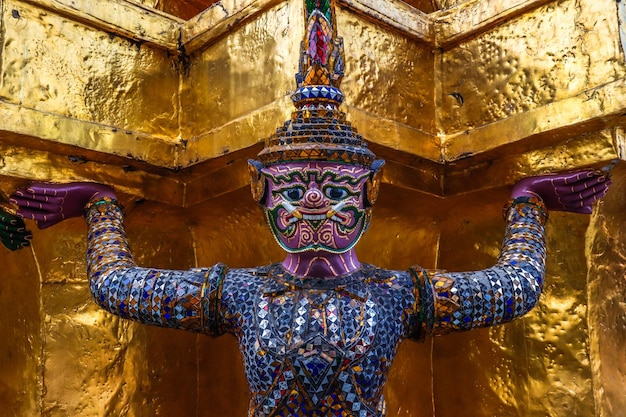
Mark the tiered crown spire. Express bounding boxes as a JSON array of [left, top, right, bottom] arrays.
[[257, 0, 376, 168], [292, 0, 344, 109]]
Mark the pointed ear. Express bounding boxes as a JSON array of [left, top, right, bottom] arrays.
[[365, 159, 385, 207], [248, 159, 268, 205]]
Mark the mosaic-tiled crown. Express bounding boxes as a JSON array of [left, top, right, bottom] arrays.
[[257, 0, 376, 168]]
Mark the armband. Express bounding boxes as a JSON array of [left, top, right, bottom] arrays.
[[502, 196, 548, 224], [83, 196, 124, 218]]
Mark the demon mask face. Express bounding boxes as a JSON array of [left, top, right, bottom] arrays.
[[248, 160, 384, 254]]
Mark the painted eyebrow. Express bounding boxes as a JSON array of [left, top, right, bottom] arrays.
[[318, 171, 369, 185], [264, 170, 306, 183], [264, 168, 369, 184]]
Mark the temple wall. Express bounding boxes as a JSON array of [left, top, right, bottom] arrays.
[[0, 229, 41, 416], [586, 163, 626, 417], [3, 181, 623, 416], [180, 1, 437, 165], [1, 0, 180, 138], [441, 0, 626, 135], [339, 9, 436, 135], [439, 0, 626, 162], [180, 1, 299, 156], [434, 191, 594, 417], [0, 0, 624, 416]]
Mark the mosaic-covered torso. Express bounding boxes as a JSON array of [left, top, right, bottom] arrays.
[[212, 264, 419, 416], [85, 199, 547, 417]]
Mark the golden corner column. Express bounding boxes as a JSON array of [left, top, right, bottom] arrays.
[[0, 0, 625, 416]]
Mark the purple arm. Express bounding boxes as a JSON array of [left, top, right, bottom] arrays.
[[414, 169, 612, 338], [510, 170, 610, 214], [10, 182, 116, 229], [11, 181, 209, 332], [10, 170, 610, 229]]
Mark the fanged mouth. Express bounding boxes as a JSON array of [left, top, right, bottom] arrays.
[[280, 201, 349, 225]]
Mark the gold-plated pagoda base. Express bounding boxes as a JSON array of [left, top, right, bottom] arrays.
[[1, 0, 625, 416]]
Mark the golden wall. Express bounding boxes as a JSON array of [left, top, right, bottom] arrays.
[[0, 0, 625, 416]]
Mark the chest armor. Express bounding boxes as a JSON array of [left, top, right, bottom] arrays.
[[220, 265, 418, 417]]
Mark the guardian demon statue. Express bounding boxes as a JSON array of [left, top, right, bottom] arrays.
[[5, 1, 610, 416]]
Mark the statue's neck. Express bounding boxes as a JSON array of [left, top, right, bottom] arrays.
[[282, 249, 361, 279]]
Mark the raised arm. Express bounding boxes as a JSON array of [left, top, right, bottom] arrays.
[[411, 170, 610, 338], [11, 183, 224, 335]]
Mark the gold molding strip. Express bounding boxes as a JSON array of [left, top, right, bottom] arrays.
[[443, 129, 618, 196], [344, 106, 442, 163], [378, 129, 618, 198], [338, 0, 433, 43], [20, 0, 553, 53], [5, 0, 622, 206], [182, 97, 292, 165], [180, 0, 556, 50], [443, 79, 626, 161], [0, 141, 186, 205], [179, 99, 443, 167], [0, 101, 179, 168], [0, 126, 615, 207], [181, 0, 285, 53], [183, 158, 256, 206], [21, 0, 182, 49], [1, 70, 619, 176], [380, 159, 445, 197], [613, 127, 626, 160], [432, 0, 554, 48]]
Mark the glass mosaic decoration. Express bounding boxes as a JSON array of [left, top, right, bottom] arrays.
[[79, 2, 551, 415], [85, 194, 548, 416], [13, 1, 612, 416]]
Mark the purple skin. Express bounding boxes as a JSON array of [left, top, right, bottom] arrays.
[[11, 169, 611, 278], [510, 170, 610, 214], [261, 162, 372, 277], [10, 183, 116, 229]]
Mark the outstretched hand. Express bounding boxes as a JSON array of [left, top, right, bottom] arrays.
[[511, 170, 611, 214], [0, 207, 31, 250], [11, 182, 116, 229]]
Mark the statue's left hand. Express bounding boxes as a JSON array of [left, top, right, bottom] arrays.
[[511, 170, 611, 214], [0, 208, 32, 251]]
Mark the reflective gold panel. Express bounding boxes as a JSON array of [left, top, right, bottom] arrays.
[[432, 189, 593, 417], [339, 7, 435, 134], [440, 0, 626, 136], [0, 246, 42, 417], [1, 0, 625, 416], [2, 0, 180, 139], [586, 163, 626, 417]]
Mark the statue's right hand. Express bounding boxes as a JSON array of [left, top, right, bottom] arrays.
[[0, 208, 31, 251], [10, 182, 116, 229]]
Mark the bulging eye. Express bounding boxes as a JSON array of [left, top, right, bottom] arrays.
[[281, 188, 304, 201], [324, 187, 348, 200]]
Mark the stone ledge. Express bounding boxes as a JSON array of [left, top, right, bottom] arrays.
[[21, 0, 557, 52], [0, 125, 616, 207], [444, 78, 626, 161], [20, 0, 182, 49]]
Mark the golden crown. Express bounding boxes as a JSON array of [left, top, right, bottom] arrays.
[[257, 0, 377, 168]]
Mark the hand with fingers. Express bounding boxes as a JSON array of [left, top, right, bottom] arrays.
[[11, 182, 116, 229], [511, 170, 611, 214], [0, 208, 32, 250]]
